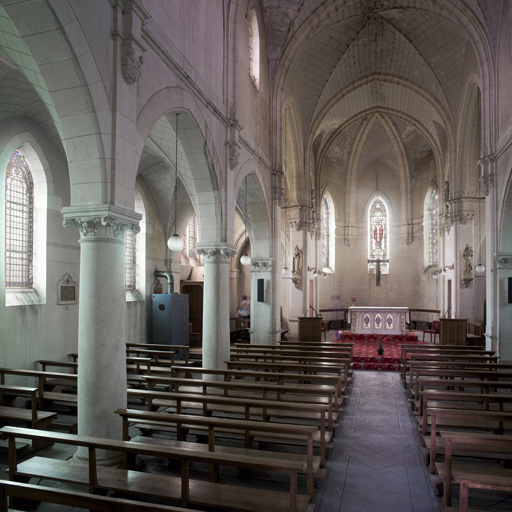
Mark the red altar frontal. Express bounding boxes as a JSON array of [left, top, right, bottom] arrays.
[[348, 306, 409, 335]]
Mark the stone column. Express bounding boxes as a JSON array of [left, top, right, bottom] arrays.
[[62, 205, 140, 464], [250, 257, 275, 344], [196, 242, 237, 372]]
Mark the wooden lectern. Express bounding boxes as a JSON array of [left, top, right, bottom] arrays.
[[298, 316, 323, 342], [440, 318, 467, 345]]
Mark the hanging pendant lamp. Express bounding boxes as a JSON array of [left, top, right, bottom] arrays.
[[168, 113, 183, 252], [475, 177, 485, 273]]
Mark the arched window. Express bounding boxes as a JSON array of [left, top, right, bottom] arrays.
[[5, 149, 34, 289], [125, 188, 145, 299], [125, 229, 136, 290], [321, 193, 335, 271], [248, 8, 260, 87], [424, 187, 439, 267], [182, 215, 198, 259], [368, 196, 389, 274]]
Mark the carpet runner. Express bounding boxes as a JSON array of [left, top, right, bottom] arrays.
[[335, 331, 424, 371]]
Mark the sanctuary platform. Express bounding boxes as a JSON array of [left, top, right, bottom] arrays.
[[337, 330, 421, 371]]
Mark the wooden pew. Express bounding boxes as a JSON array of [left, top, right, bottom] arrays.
[[399, 344, 490, 382], [407, 361, 512, 396], [116, 407, 318, 498], [437, 432, 512, 510], [410, 368, 512, 404], [127, 387, 331, 474], [1, 425, 309, 512], [425, 408, 512, 474], [126, 342, 190, 364], [225, 360, 349, 388], [0, 384, 56, 430], [118, 404, 322, 496], [125, 348, 190, 367], [0, 368, 77, 409], [234, 343, 353, 357], [0, 479, 192, 512], [141, 375, 334, 465], [419, 390, 512, 435], [415, 378, 512, 403], [63, 355, 154, 387], [170, 365, 345, 415]]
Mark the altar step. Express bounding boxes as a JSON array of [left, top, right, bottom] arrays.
[[336, 331, 423, 371]]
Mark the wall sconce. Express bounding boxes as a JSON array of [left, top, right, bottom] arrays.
[[432, 263, 454, 279], [308, 266, 328, 278]]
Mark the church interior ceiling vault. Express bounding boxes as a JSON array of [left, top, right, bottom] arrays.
[[264, 0, 498, 201]]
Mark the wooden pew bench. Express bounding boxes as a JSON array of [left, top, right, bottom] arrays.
[[126, 343, 190, 364], [126, 348, 191, 367], [140, 376, 333, 465], [170, 365, 345, 415], [116, 407, 319, 497], [127, 387, 331, 471], [466, 320, 484, 346], [399, 344, 489, 383], [407, 360, 512, 397], [1, 425, 310, 512], [409, 368, 512, 403], [118, 403, 324, 496], [415, 378, 512, 402], [233, 344, 353, 358], [0, 479, 192, 512], [143, 374, 338, 428], [417, 388, 512, 419], [424, 408, 512, 475], [0, 385, 56, 431], [436, 432, 512, 510], [225, 360, 350, 389]]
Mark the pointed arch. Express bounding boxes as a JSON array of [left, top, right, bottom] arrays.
[[321, 191, 335, 272], [423, 186, 439, 268], [368, 195, 390, 274]]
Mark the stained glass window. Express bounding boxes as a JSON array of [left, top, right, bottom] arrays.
[[182, 215, 198, 259], [428, 188, 439, 266], [368, 196, 389, 274], [248, 9, 259, 84], [125, 229, 136, 290], [5, 149, 34, 288], [321, 196, 330, 268]]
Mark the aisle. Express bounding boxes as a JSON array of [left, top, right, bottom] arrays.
[[314, 370, 442, 512]]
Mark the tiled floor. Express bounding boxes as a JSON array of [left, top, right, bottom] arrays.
[[314, 370, 443, 512]]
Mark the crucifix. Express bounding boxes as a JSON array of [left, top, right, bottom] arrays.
[[367, 258, 389, 286]]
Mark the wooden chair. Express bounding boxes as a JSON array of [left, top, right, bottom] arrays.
[[188, 323, 201, 347], [422, 320, 440, 343]]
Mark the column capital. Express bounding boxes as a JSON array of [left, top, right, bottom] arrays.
[[197, 242, 237, 263], [251, 257, 274, 272], [61, 204, 141, 242]]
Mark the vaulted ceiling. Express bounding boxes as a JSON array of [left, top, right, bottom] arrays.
[[262, 0, 501, 195]]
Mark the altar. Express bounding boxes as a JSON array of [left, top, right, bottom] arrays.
[[349, 306, 409, 335]]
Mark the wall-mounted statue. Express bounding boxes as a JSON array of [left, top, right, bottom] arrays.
[[462, 244, 473, 287], [292, 245, 302, 274]]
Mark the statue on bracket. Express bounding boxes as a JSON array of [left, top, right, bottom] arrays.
[[462, 243, 473, 287]]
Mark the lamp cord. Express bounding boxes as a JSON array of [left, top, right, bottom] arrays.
[[174, 113, 179, 236]]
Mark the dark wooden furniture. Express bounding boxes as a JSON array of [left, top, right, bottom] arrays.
[[1, 425, 309, 512], [440, 318, 467, 345], [298, 317, 323, 342], [180, 281, 203, 341]]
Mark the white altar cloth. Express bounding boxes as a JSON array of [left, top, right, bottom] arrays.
[[349, 306, 409, 335]]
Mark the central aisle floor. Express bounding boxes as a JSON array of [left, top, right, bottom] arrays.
[[314, 370, 443, 512]]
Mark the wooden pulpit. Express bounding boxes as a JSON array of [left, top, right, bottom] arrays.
[[440, 318, 467, 345], [298, 316, 323, 342]]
